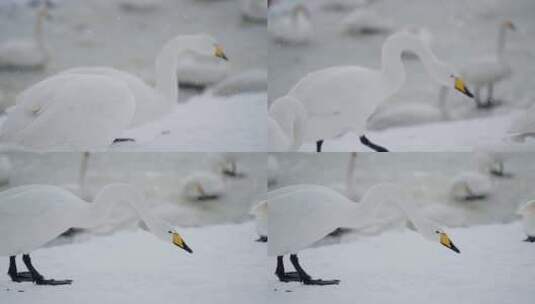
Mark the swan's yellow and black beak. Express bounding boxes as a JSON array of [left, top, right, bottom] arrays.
[[440, 232, 460, 253], [214, 45, 229, 61], [171, 232, 193, 254], [454, 77, 474, 98]]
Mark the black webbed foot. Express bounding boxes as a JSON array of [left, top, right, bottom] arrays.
[[34, 278, 73, 286], [524, 236, 535, 242], [303, 278, 340, 286]]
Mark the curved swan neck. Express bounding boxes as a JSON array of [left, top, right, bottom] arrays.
[[381, 32, 449, 96], [343, 183, 427, 231], [155, 40, 182, 105], [345, 153, 357, 198], [496, 24, 509, 61], [87, 184, 164, 235]]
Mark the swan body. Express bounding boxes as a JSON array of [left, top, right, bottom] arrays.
[[367, 101, 443, 131], [331, 153, 360, 201], [181, 172, 225, 201], [449, 172, 492, 201], [268, 96, 307, 151], [340, 9, 392, 35], [240, 0, 267, 22], [176, 51, 230, 87], [459, 21, 515, 108], [261, 183, 460, 256], [0, 155, 12, 186], [209, 69, 267, 96], [517, 200, 535, 239], [0, 183, 192, 257], [270, 29, 473, 150], [0, 5, 49, 70], [0, 34, 228, 150], [269, 5, 313, 45], [475, 151, 508, 177], [0, 74, 135, 150]]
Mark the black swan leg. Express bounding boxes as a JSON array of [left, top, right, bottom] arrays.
[[316, 140, 324, 153], [7, 256, 33, 282], [359, 135, 388, 152], [524, 236, 535, 242], [275, 256, 300, 282], [22, 254, 73, 286], [113, 138, 135, 144], [289, 254, 340, 286]]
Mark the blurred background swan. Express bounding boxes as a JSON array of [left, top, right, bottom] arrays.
[[176, 50, 231, 88], [269, 4, 313, 45], [181, 171, 225, 201], [340, 8, 393, 36], [460, 21, 516, 109], [240, 0, 267, 22], [0, 3, 49, 70]]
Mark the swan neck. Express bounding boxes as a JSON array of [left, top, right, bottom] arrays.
[[345, 153, 357, 198], [155, 42, 181, 105], [496, 25, 508, 61], [380, 36, 406, 96]]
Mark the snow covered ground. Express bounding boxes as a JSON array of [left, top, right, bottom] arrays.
[[267, 222, 535, 304], [0, 222, 271, 304], [269, 0, 535, 151]]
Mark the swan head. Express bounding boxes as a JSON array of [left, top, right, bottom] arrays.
[[502, 20, 516, 31], [168, 229, 194, 253], [172, 34, 229, 61], [452, 75, 474, 98], [409, 220, 460, 253]]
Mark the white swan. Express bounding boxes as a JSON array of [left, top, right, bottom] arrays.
[[459, 21, 515, 108], [176, 50, 230, 87], [0, 154, 11, 186], [181, 172, 225, 201], [269, 29, 474, 152], [0, 4, 49, 70], [340, 9, 393, 36], [212, 153, 246, 178], [475, 151, 510, 177], [0, 183, 192, 285], [517, 200, 535, 242], [240, 0, 267, 22], [268, 96, 306, 151], [258, 183, 460, 285], [448, 171, 492, 202], [0, 34, 229, 150], [331, 152, 360, 201], [209, 69, 267, 97], [269, 4, 314, 45]]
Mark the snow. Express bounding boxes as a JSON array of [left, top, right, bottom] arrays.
[[0, 223, 271, 304], [268, 222, 535, 304]]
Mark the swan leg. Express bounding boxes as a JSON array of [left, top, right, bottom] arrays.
[[486, 84, 494, 107], [474, 87, 483, 108], [7, 256, 33, 282], [255, 235, 268, 242], [22, 254, 73, 286], [275, 256, 300, 282], [524, 236, 535, 242], [112, 138, 135, 144], [316, 140, 324, 152], [289, 254, 340, 286], [359, 135, 388, 152]]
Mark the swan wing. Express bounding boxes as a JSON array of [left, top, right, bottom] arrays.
[[62, 66, 168, 127], [1, 74, 135, 150], [264, 184, 357, 256], [288, 66, 382, 140]]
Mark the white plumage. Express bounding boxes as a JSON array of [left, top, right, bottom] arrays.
[[181, 172, 225, 201], [268, 29, 473, 151], [269, 5, 314, 45], [0, 5, 49, 70], [449, 171, 492, 201], [517, 200, 535, 240]]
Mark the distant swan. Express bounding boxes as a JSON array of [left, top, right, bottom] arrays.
[[0, 4, 49, 70], [459, 21, 515, 108], [517, 200, 535, 242], [269, 4, 314, 45]]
